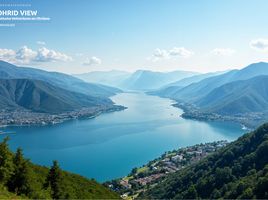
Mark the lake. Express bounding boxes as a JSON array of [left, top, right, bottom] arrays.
[[0, 92, 245, 182]]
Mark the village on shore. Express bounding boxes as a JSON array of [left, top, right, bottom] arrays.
[[105, 140, 229, 199], [0, 105, 125, 127]]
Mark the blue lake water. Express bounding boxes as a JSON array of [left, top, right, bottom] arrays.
[[0, 92, 245, 182]]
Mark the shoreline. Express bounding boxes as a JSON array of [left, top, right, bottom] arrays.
[[0, 105, 127, 128], [171, 101, 257, 130], [106, 140, 229, 199]]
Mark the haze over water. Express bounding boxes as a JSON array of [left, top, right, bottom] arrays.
[[0, 92, 245, 182]]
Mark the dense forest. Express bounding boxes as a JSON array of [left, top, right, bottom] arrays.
[[140, 123, 268, 199], [0, 137, 118, 199]]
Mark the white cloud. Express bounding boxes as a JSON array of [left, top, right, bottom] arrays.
[[153, 48, 169, 59], [0, 46, 72, 64], [83, 56, 102, 66], [212, 48, 236, 56], [15, 46, 37, 63], [150, 47, 194, 61], [35, 47, 72, 62], [0, 48, 16, 62], [37, 41, 46, 45], [169, 47, 194, 58], [250, 38, 268, 51]]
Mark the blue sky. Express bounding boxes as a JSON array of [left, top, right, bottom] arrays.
[[1, 0, 268, 73]]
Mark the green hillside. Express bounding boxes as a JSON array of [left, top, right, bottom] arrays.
[[0, 138, 119, 199], [197, 75, 268, 115], [140, 123, 268, 199], [152, 62, 268, 102], [0, 79, 112, 114], [0, 60, 121, 98]]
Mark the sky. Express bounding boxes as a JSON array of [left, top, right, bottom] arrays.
[[0, 0, 268, 74]]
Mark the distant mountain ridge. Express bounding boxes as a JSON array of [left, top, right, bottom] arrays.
[[74, 70, 131, 87], [75, 69, 199, 90], [197, 75, 268, 115], [0, 79, 112, 114], [0, 61, 125, 123], [148, 62, 268, 127], [0, 61, 121, 98], [119, 70, 199, 90], [166, 71, 227, 87], [154, 62, 268, 102]]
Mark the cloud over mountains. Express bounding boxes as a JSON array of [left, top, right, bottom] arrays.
[[0, 46, 72, 64]]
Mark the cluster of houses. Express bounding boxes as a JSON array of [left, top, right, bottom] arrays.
[[0, 106, 116, 126], [114, 140, 229, 198]]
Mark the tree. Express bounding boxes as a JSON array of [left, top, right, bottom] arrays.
[[8, 148, 33, 195], [45, 160, 64, 199], [0, 137, 14, 184], [183, 185, 198, 199], [211, 189, 221, 199], [131, 167, 138, 175]]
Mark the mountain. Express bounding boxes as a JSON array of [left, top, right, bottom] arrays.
[[140, 123, 268, 199], [120, 70, 199, 90], [0, 138, 119, 199], [196, 75, 268, 115], [74, 70, 131, 87], [0, 61, 121, 97], [154, 62, 268, 102], [166, 71, 227, 87], [148, 71, 227, 98], [0, 79, 112, 114]]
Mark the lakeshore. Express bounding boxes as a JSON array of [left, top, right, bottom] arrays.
[[0, 105, 126, 126], [171, 101, 264, 130], [105, 140, 229, 199], [0, 92, 245, 182]]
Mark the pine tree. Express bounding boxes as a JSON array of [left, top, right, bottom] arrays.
[[8, 148, 32, 195], [45, 160, 64, 199], [0, 137, 14, 184]]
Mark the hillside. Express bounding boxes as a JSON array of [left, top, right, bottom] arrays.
[[0, 61, 121, 97], [153, 62, 268, 102], [140, 123, 268, 199], [119, 70, 198, 90], [0, 79, 112, 114], [0, 138, 119, 199], [196, 75, 268, 115], [167, 71, 226, 87]]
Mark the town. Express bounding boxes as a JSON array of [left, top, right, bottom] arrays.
[[105, 140, 229, 199], [0, 105, 125, 127]]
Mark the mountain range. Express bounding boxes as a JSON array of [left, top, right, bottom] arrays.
[[0, 79, 112, 114], [75, 69, 199, 91], [0, 61, 121, 98], [165, 71, 227, 88], [0, 60, 123, 116], [153, 62, 268, 102], [74, 70, 131, 87], [149, 62, 268, 125], [197, 75, 268, 115]]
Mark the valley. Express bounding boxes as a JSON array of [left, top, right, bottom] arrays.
[[2, 1, 268, 199], [0, 92, 244, 182]]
